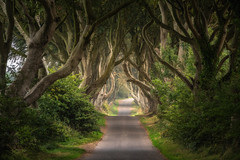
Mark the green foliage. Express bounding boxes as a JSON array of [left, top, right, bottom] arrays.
[[153, 73, 240, 154], [152, 78, 192, 119], [151, 41, 195, 82], [151, 40, 239, 153], [141, 116, 223, 160], [1, 72, 105, 159], [0, 96, 65, 159], [151, 44, 177, 80], [216, 49, 230, 79], [0, 97, 25, 154], [38, 73, 100, 133], [182, 43, 196, 76]]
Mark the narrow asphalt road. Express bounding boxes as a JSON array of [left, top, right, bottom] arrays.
[[82, 98, 165, 160]]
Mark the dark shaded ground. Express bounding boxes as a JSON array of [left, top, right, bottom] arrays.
[[82, 98, 165, 160]]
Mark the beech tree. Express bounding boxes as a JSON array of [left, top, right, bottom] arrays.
[[141, 0, 236, 96], [0, 0, 137, 105], [1, 0, 240, 157], [1, 0, 239, 115]]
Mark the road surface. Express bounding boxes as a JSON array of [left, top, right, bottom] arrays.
[[82, 98, 165, 160]]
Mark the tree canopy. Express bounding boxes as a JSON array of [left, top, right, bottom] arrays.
[[0, 0, 240, 159]]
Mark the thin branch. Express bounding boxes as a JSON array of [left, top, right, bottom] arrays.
[[37, 0, 57, 25], [82, 0, 95, 24], [217, 55, 229, 72], [114, 49, 133, 66], [17, 0, 38, 33], [10, 48, 27, 58], [15, 19, 31, 45], [183, 2, 201, 39], [225, 41, 234, 53], [214, 19, 230, 58], [154, 48, 193, 90], [165, 0, 182, 11], [166, 1, 190, 38], [127, 58, 152, 84], [123, 62, 152, 92], [199, 8, 208, 35], [114, 54, 130, 66], [142, 20, 193, 90], [209, 27, 219, 42], [142, 0, 192, 43], [103, 73, 115, 101], [55, 13, 68, 31]]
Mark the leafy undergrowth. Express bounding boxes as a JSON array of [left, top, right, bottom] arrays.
[[140, 116, 240, 160], [16, 132, 101, 160], [0, 72, 107, 160], [12, 115, 105, 160]]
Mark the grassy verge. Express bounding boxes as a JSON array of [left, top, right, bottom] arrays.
[[23, 132, 103, 160], [17, 114, 106, 160], [39, 132, 103, 160], [140, 116, 226, 160]]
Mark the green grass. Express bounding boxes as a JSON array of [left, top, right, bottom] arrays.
[[140, 116, 227, 160], [96, 112, 106, 126], [43, 131, 103, 160], [13, 133, 102, 160], [15, 114, 106, 160], [30, 145, 85, 160]]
